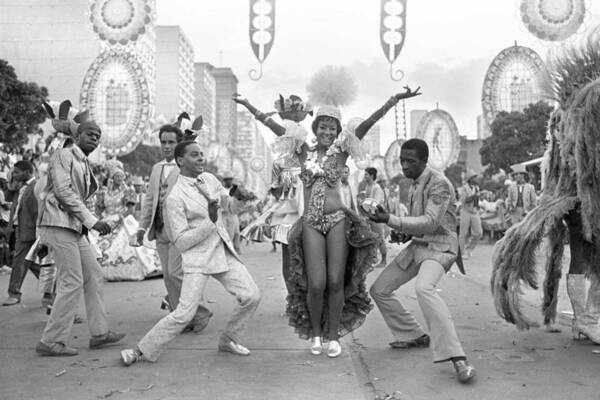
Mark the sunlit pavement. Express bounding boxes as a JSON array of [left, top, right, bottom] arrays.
[[0, 240, 597, 400]]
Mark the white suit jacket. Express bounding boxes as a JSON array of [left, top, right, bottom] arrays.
[[139, 160, 179, 240], [164, 173, 241, 274], [507, 183, 537, 211]]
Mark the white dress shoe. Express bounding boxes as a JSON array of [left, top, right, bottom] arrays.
[[327, 340, 342, 358], [120, 349, 142, 366], [218, 340, 250, 356], [310, 337, 322, 355]]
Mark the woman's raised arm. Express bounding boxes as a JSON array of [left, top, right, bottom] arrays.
[[354, 86, 421, 140], [233, 95, 286, 136]]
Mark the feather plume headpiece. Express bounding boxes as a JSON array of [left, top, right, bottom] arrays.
[[306, 65, 358, 108], [174, 112, 206, 142]]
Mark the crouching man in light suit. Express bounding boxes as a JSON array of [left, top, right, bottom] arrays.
[[120, 141, 260, 365], [367, 139, 475, 384]]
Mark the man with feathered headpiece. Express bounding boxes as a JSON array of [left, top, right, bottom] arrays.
[[491, 31, 600, 345]]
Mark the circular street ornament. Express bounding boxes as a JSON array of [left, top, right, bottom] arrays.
[[415, 109, 460, 171], [482, 44, 545, 127], [250, 157, 265, 172], [90, 0, 153, 45], [384, 139, 405, 179], [520, 0, 586, 41], [80, 49, 150, 157]]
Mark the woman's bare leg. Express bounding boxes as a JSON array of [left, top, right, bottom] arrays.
[[326, 220, 349, 340], [302, 223, 327, 337]]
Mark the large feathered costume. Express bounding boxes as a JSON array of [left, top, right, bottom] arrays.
[[491, 32, 600, 331]]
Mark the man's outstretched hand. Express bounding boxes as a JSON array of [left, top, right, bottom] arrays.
[[368, 205, 390, 224], [92, 221, 112, 236], [394, 85, 421, 101]]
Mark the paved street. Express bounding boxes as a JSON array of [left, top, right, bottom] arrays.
[[0, 241, 598, 400]]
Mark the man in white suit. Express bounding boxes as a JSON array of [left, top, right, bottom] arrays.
[[120, 141, 260, 365], [507, 170, 537, 226], [136, 125, 212, 331]]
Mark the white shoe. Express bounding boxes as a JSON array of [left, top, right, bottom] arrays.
[[218, 340, 251, 356], [120, 349, 141, 366], [310, 337, 322, 355], [327, 340, 342, 358]]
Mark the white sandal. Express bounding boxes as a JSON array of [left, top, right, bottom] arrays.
[[310, 337, 322, 355], [327, 340, 342, 358]]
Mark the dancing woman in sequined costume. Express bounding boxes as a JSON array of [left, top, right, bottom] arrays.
[[235, 87, 420, 357]]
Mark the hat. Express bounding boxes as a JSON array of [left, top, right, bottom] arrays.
[[132, 176, 144, 185], [511, 164, 527, 176], [315, 105, 342, 122], [222, 171, 234, 180]]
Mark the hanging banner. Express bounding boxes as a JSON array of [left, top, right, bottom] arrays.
[[380, 0, 407, 81], [249, 0, 276, 80]]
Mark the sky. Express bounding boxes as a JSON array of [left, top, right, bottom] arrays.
[[156, 0, 600, 152]]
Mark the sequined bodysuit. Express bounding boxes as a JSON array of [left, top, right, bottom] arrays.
[[300, 151, 345, 234]]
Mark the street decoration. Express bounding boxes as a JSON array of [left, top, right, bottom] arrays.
[[80, 48, 150, 157], [89, 0, 154, 45], [414, 108, 460, 171], [384, 139, 405, 179], [379, 0, 407, 81], [481, 43, 545, 127], [250, 156, 265, 172], [519, 0, 586, 41], [248, 0, 276, 80], [380, 0, 409, 139]]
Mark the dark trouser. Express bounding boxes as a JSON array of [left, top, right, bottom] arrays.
[[8, 239, 39, 298]]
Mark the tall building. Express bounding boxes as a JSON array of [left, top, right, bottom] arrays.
[[0, 0, 101, 101], [194, 62, 217, 139], [155, 26, 195, 118], [236, 110, 272, 181], [212, 67, 238, 145], [410, 109, 428, 138], [457, 136, 485, 175]]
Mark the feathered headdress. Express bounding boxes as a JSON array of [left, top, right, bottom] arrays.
[[491, 30, 600, 331], [42, 100, 89, 136], [274, 94, 313, 116], [175, 112, 206, 142], [41, 99, 90, 152], [306, 65, 358, 108]]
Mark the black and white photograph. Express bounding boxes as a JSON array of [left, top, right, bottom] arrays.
[[0, 1, 599, 399]]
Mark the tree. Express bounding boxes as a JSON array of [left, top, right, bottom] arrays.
[[0, 59, 48, 150], [479, 101, 552, 175], [118, 144, 162, 177], [444, 163, 463, 188]]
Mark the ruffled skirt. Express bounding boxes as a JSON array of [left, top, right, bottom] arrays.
[[284, 210, 379, 340], [241, 199, 300, 245]]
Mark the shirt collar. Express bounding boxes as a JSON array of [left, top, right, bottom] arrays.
[[413, 166, 431, 186], [162, 159, 177, 166], [71, 145, 87, 162], [180, 175, 196, 183]]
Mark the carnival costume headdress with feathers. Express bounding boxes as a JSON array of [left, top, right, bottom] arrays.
[[174, 112, 205, 142], [41, 99, 90, 152], [491, 31, 600, 330]]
